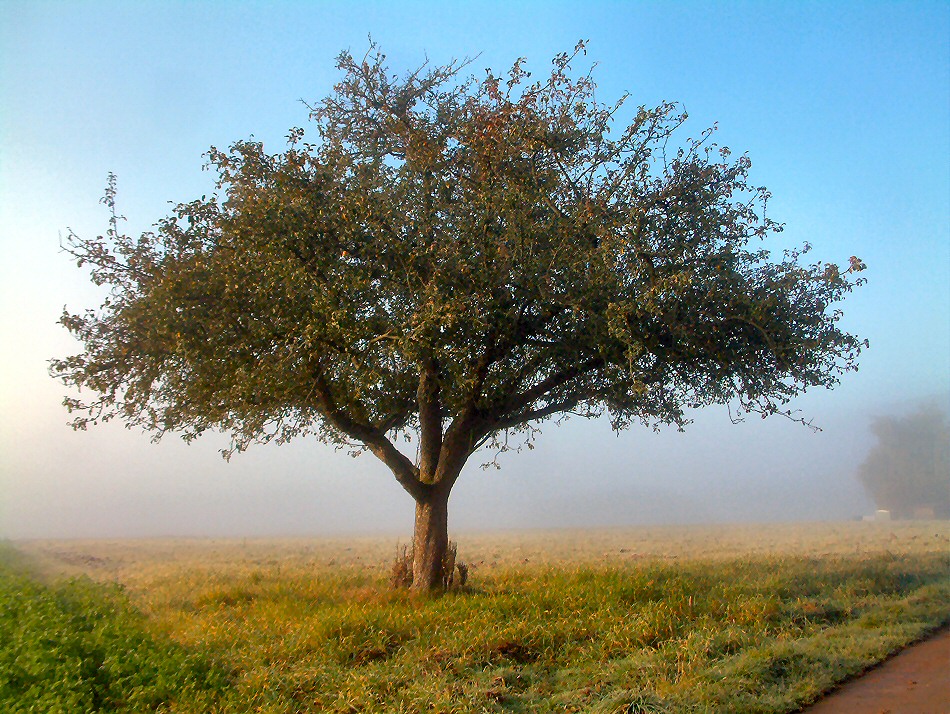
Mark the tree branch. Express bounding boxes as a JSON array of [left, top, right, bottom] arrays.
[[309, 360, 427, 500], [495, 355, 604, 419], [488, 396, 583, 434], [417, 356, 443, 481]]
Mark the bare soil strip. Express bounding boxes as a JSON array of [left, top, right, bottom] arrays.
[[800, 626, 950, 714]]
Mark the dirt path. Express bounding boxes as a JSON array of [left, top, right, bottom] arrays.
[[800, 627, 950, 714]]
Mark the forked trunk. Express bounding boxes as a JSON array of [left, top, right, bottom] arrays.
[[411, 490, 450, 593]]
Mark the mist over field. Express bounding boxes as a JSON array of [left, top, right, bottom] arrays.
[[1, 1, 948, 541], [1, 396, 916, 539]]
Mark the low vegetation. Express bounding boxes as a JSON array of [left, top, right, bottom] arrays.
[[0, 546, 228, 712], [5, 522, 949, 712]]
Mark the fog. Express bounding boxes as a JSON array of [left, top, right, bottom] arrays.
[[2, 379, 898, 539], [1, 2, 948, 540], [1, 315, 944, 539]]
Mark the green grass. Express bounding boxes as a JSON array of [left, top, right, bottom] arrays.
[[0, 544, 230, 713], [5, 523, 950, 712]]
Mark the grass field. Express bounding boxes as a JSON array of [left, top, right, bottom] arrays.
[[4, 521, 949, 713]]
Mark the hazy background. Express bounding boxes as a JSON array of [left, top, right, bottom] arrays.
[[1, 1, 948, 539]]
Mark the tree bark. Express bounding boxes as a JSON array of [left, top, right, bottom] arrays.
[[411, 488, 450, 593]]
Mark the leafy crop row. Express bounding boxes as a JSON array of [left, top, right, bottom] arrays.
[[0, 545, 229, 713]]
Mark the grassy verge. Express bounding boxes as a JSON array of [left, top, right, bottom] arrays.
[[6, 524, 949, 713], [0, 543, 230, 713]]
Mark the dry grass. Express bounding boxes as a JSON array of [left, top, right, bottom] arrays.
[[8, 521, 949, 713], [16, 520, 949, 587]]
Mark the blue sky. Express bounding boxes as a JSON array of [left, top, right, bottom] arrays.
[[1, 1, 947, 538]]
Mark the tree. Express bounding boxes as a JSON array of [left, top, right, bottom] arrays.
[[52, 42, 866, 592], [858, 404, 950, 519]]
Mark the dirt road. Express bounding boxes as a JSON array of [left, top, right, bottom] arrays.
[[800, 627, 949, 714]]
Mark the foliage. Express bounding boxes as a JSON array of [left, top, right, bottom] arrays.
[[0, 544, 229, 713], [52, 41, 865, 502], [858, 403, 950, 518]]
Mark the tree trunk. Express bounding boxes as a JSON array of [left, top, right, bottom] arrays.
[[411, 489, 450, 593]]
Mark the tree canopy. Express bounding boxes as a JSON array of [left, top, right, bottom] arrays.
[[52, 42, 866, 589], [859, 404, 950, 519]]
